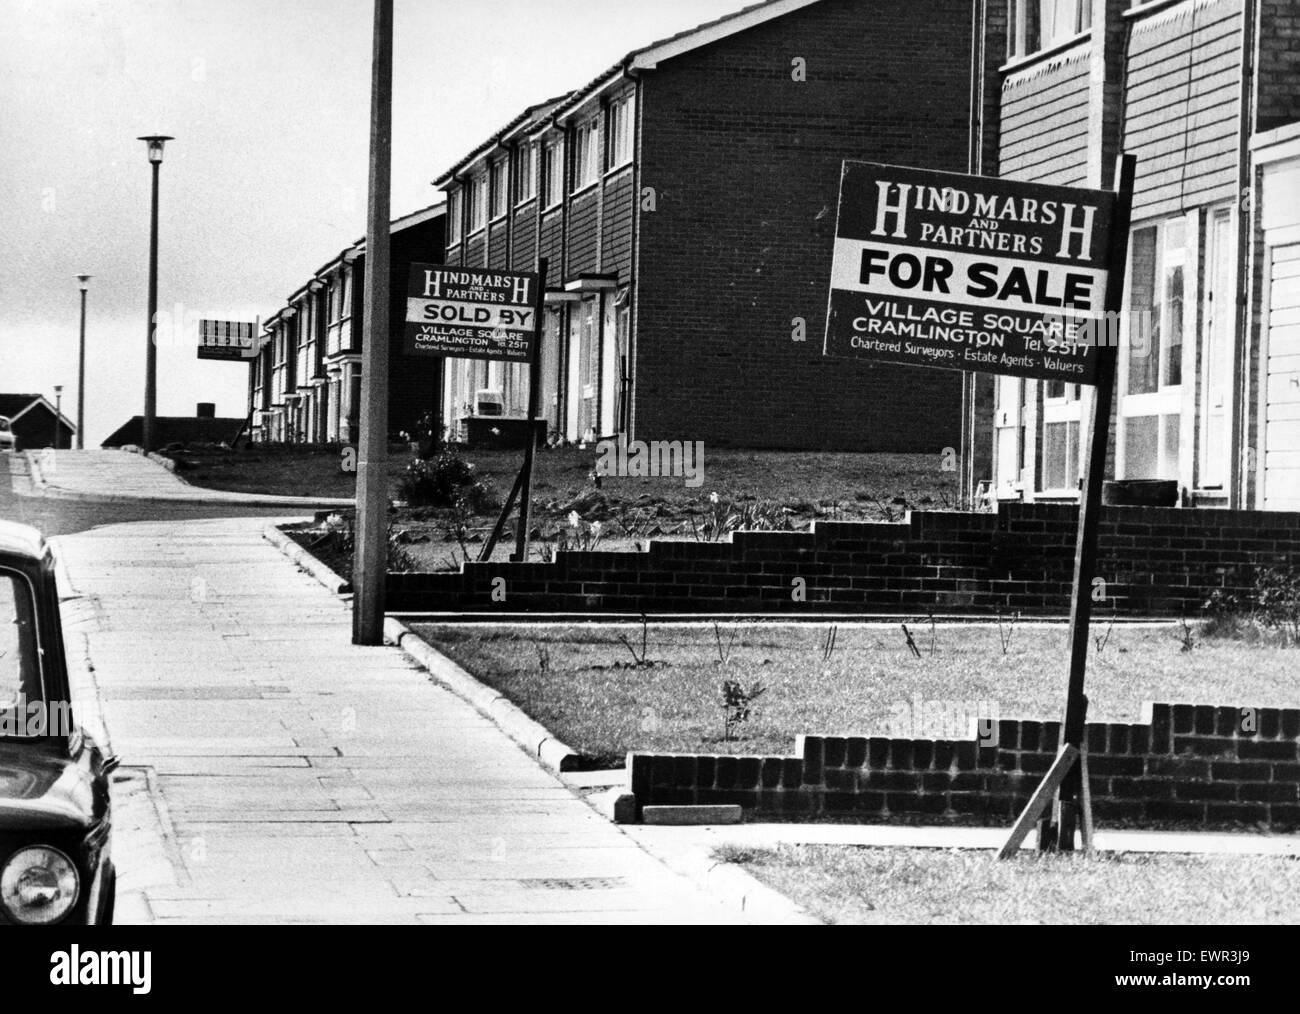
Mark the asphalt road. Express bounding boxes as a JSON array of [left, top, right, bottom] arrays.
[[0, 453, 298, 537]]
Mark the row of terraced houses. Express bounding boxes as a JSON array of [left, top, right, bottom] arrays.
[[247, 0, 1299, 511]]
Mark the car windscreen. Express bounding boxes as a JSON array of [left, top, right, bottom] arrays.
[[0, 570, 41, 719]]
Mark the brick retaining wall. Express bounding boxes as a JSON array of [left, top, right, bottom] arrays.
[[387, 502, 1300, 616], [627, 703, 1300, 830]]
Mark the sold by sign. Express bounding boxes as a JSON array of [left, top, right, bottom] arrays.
[[404, 264, 538, 363], [823, 162, 1116, 385], [197, 319, 258, 361]]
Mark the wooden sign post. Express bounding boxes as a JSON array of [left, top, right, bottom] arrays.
[[1000, 153, 1136, 857]]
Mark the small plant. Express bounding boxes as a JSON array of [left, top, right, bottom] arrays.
[[995, 607, 1018, 655], [821, 623, 838, 662], [1093, 610, 1117, 655], [901, 623, 922, 659], [721, 679, 767, 742], [714, 621, 738, 666], [616, 614, 659, 668], [1176, 615, 1197, 653], [534, 641, 551, 676]]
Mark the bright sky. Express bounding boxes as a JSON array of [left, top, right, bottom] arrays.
[[0, 0, 751, 445]]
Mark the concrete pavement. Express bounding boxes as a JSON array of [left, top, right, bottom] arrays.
[[25, 448, 352, 508], [54, 516, 743, 924]]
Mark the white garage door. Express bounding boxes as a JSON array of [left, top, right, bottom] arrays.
[[1264, 242, 1300, 510]]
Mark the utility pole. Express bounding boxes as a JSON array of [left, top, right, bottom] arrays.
[[76, 275, 90, 449], [352, 0, 393, 645]]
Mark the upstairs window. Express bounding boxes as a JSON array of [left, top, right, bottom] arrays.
[[467, 174, 486, 233], [606, 93, 635, 171], [490, 159, 508, 221], [1008, 0, 1092, 60], [448, 190, 462, 243], [514, 143, 538, 205], [572, 117, 600, 191], [542, 138, 564, 209]]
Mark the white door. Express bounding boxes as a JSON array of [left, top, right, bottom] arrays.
[[1263, 242, 1300, 510], [993, 375, 1023, 496]]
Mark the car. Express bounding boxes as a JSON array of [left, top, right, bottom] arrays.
[[0, 415, 16, 452], [0, 520, 116, 925]]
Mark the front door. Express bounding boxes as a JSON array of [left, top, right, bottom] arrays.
[[1263, 242, 1300, 510]]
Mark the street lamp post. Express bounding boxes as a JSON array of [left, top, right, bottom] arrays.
[[53, 386, 63, 449], [76, 274, 90, 450], [138, 135, 173, 453]]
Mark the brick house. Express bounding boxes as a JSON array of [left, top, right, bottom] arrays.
[[969, 0, 1300, 510], [432, 0, 975, 452], [250, 203, 446, 444]]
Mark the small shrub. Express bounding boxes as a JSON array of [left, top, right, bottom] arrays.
[[721, 679, 767, 742], [1201, 566, 1300, 647], [397, 448, 496, 510]]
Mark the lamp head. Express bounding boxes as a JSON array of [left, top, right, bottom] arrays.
[[138, 135, 174, 164], [76, 274, 91, 290]]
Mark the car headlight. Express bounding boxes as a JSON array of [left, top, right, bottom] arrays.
[[1, 847, 81, 925]]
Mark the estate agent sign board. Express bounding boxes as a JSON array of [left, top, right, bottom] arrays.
[[824, 162, 1117, 386], [404, 264, 539, 363], [197, 319, 258, 361]]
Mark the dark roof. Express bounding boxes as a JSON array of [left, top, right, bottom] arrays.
[[101, 416, 245, 449], [0, 393, 42, 418]]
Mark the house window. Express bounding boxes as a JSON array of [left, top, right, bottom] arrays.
[[1120, 218, 1187, 480], [514, 143, 537, 204], [572, 118, 600, 191], [1041, 383, 1082, 492], [448, 190, 462, 243], [542, 138, 564, 209], [490, 159, 508, 221], [1008, 0, 1091, 60], [466, 175, 486, 233], [605, 93, 635, 171]]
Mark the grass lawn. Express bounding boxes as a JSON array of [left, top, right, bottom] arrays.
[[416, 621, 1300, 767], [716, 844, 1300, 924]]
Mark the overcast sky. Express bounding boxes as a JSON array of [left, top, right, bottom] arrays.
[[0, 0, 751, 445]]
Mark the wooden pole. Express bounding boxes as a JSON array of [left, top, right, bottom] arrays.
[[1046, 153, 1135, 851], [1000, 154, 1135, 860], [513, 258, 549, 563], [351, 0, 393, 646]]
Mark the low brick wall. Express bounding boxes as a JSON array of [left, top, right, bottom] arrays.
[[388, 502, 1300, 616], [626, 704, 1300, 830]]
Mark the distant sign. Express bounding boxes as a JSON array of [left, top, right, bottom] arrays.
[[404, 264, 538, 362], [198, 319, 258, 361], [824, 162, 1116, 384]]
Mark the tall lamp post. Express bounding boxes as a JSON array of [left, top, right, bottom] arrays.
[[76, 274, 90, 449], [138, 135, 173, 452], [53, 386, 64, 449]]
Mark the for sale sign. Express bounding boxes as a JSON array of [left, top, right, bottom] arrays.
[[198, 319, 258, 361], [824, 162, 1116, 385], [404, 264, 538, 362]]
